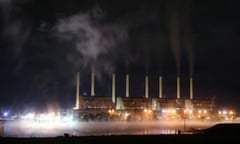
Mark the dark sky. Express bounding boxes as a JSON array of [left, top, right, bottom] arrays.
[[1, 0, 240, 112]]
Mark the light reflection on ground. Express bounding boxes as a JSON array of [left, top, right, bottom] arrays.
[[1, 120, 239, 137]]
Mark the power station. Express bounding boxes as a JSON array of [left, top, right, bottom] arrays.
[[73, 72, 236, 121]]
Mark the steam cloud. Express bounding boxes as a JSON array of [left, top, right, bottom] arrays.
[[182, 0, 195, 76], [167, 0, 194, 75], [167, 0, 181, 75], [53, 9, 128, 79]]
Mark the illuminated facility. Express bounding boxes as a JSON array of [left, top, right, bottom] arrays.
[[73, 72, 236, 121]]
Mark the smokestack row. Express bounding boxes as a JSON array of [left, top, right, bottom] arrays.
[[75, 72, 194, 109]]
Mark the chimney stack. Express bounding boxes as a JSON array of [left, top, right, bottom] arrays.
[[75, 72, 80, 109], [91, 71, 95, 96], [112, 73, 116, 103], [177, 76, 180, 99], [159, 75, 163, 98], [190, 76, 193, 99], [145, 75, 149, 98], [126, 73, 129, 97]]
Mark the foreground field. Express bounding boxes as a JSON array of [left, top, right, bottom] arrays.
[[0, 133, 239, 144]]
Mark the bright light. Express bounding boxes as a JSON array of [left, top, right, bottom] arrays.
[[144, 109, 152, 113], [108, 109, 115, 115], [184, 109, 187, 113], [21, 113, 35, 120], [189, 110, 193, 114], [3, 112, 8, 117], [203, 110, 207, 114], [144, 109, 148, 113], [223, 110, 227, 114], [162, 109, 176, 114], [171, 109, 176, 113]]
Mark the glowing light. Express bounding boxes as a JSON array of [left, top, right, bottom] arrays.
[[108, 109, 115, 115], [3, 112, 8, 117], [189, 110, 193, 114], [21, 113, 35, 120], [184, 109, 187, 113], [203, 110, 207, 114], [144, 109, 152, 113], [144, 109, 148, 113], [171, 109, 176, 113], [223, 110, 227, 114]]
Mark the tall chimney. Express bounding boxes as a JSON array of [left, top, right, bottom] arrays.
[[112, 73, 116, 103], [145, 75, 149, 98], [159, 75, 163, 98], [190, 76, 193, 99], [75, 72, 80, 109], [177, 76, 180, 99], [91, 71, 95, 96], [126, 73, 129, 97]]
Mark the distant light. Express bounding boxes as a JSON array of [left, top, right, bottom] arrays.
[[203, 110, 207, 114], [171, 109, 176, 113], [189, 110, 193, 114], [108, 109, 115, 115], [3, 112, 8, 117], [223, 110, 227, 114]]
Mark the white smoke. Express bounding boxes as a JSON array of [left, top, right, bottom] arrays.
[[54, 8, 128, 78]]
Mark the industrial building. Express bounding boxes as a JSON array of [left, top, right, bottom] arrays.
[[73, 72, 236, 121]]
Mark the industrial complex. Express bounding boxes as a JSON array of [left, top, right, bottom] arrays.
[[73, 72, 237, 121]]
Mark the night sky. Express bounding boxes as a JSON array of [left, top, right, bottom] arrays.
[[1, 0, 240, 112]]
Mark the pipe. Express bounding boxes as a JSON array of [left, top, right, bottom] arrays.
[[91, 71, 95, 96], [112, 73, 116, 103], [177, 76, 180, 99], [145, 75, 149, 98], [126, 73, 129, 97], [190, 76, 193, 99], [75, 72, 80, 109], [159, 75, 163, 98]]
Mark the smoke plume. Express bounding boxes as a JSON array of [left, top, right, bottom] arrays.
[[181, 0, 195, 76], [167, 0, 181, 75], [167, 0, 195, 76], [53, 8, 128, 79]]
